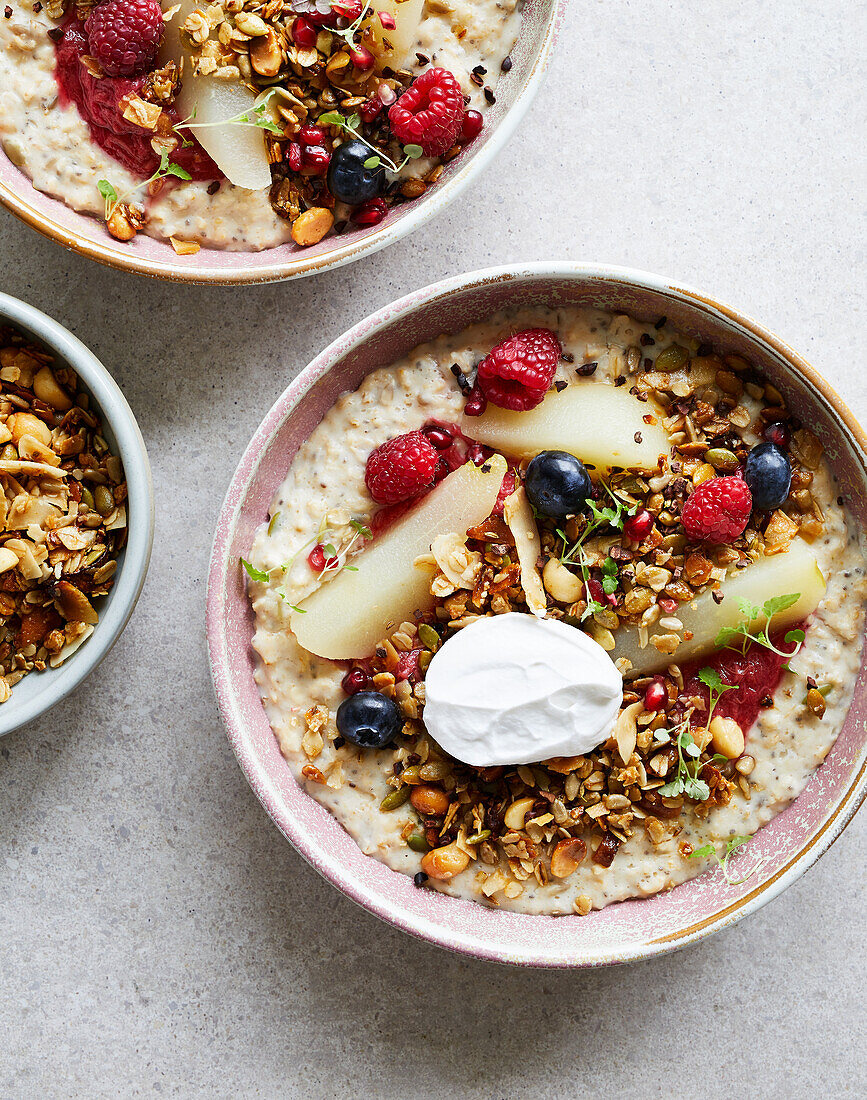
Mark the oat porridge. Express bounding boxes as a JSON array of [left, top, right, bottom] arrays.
[[0, 0, 524, 250], [244, 306, 867, 915]]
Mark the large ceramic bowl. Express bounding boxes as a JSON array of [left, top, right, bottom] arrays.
[[207, 263, 867, 966], [0, 293, 154, 736], [0, 2, 561, 284]]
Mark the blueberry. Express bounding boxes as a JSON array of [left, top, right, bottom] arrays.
[[336, 690, 402, 749], [524, 450, 592, 516], [326, 140, 384, 205], [743, 442, 792, 510]]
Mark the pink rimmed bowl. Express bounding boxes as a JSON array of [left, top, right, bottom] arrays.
[[0, 2, 561, 284], [207, 263, 867, 966]]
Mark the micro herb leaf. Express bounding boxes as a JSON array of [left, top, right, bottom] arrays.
[[715, 591, 804, 660], [317, 110, 344, 127], [289, 604, 307, 613], [689, 834, 765, 885], [403, 143, 423, 158], [97, 178, 119, 219], [763, 592, 800, 618], [240, 557, 269, 582], [346, 113, 361, 130], [350, 519, 372, 538], [322, 543, 337, 558], [697, 665, 735, 728], [364, 155, 381, 169], [601, 556, 618, 594], [657, 721, 713, 802]]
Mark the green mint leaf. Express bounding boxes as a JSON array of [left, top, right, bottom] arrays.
[[763, 592, 800, 618], [403, 143, 423, 158], [363, 155, 381, 169], [784, 628, 806, 645], [240, 557, 269, 582], [689, 843, 716, 859]]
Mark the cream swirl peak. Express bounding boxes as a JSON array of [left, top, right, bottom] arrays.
[[423, 614, 622, 767]]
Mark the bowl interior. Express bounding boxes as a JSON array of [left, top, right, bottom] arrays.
[[0, 0, 559, 283], [0, 294, 154, 736], [209, 266, 867, 966]]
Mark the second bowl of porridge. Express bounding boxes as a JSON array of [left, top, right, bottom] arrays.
[[0, 0, 560, 282], [208, 263, 867, 965]]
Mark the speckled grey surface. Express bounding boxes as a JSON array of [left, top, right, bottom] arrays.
[[1, 1, 865, 1095]]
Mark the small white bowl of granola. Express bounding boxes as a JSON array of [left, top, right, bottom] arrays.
[[0, 292, 154, 736], [208, 263, 867, 966], [0, 0, 561, 282]]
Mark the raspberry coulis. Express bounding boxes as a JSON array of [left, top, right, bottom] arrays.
[[55, 18, 219, 181], [680, 625, 806, 735]]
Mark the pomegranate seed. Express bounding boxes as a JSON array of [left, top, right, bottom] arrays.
[[658, 596, 678, 615], [341, 667, 370, 695], [359, 96, 383, 122], [291, 16, 316, 46], [644, 680, 667, 711], [285, 141, 302, 172], [308, 544, 338, 572], [333, 0, 361, 16], [463, 382, 487, 417], [433, 458, 450, 483], [349, 44, 375, 70], [460, 109, 483, 143], [378, 10, 396, 28], [466, 442, 492, 467], [299, 125, 326, 145], [351, 197, 388, 226], [763, 420, 791, 447], [424, 426, 454, 450], [302, 144, 331, 173], [623, 508, 654, 541]]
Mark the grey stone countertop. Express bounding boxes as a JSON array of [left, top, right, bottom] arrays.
[[0, 1, 864, 1095]]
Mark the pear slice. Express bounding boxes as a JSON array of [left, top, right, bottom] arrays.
[[366, 0, 425, 68], [613, 538, 826, 676], [290, 455, 507, 659], [161, 0, 272, 190], [462, 383, 670, 473]]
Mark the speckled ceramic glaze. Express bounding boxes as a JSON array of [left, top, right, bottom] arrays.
[[207, 264, 867, 967], [0, 292, 154, 737], [0, 1, 560, 284]]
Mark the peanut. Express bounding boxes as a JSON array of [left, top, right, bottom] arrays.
[[291, 207, 334, 247], [409, 784, 450, 816], [420, 842, 470, 880]]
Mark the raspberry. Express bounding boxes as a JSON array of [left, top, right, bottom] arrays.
[[682, 475, 753, 543], [85, 0, 163, 78], [476, 328, 561, 411], [388, 68, 464, 157], [365, 430, 439, 504]]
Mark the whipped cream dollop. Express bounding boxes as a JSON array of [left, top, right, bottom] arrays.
[[423, 613, 623, 767]]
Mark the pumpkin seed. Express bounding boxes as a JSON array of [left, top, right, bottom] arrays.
[[417, 650, 433, 673], [406, 833, 429, 853], [80, 487, 95, 510], [93, 484, 114, 517], [380, 786, 410, 811], [418, 623, 440, 651], [654, 344, 689, 372], [705, 447, 739, 473], [466, 829, 491, 845]]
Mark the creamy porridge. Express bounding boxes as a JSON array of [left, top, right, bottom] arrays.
[[245, 306, 867, 915], [0, 0, 523, 250]]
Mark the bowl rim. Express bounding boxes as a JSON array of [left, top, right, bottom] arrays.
[[207, 261, 867, 966], [0, 2, 563, 285], [0, 292, 155, 736]]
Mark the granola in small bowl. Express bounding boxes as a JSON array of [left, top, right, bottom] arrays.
[[241, 302, 867, 917], [0, 0, 525, 251], [0, 322, 128, 702]]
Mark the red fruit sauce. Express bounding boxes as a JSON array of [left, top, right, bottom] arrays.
[[680, 625, 805, 736], [55, 18, 219, 181]]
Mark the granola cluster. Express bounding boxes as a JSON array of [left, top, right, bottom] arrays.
[[308, 335, 829, 908], [0, 326, 127, 700]]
